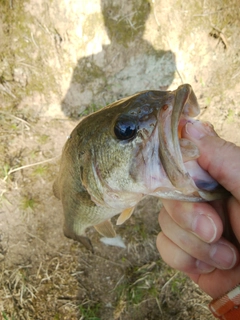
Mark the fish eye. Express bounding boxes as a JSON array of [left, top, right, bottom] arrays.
[[114, 116, 138, 140]]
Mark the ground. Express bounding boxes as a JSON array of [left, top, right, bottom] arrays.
[[0, 0, 240, 319]]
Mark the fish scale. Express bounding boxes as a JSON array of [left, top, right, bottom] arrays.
[[53, 84, 229, 250]]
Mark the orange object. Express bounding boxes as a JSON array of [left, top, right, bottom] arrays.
[[209, 285, 240, 319]]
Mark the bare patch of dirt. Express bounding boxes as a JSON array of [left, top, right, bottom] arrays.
[[1, 0, 240, 319]]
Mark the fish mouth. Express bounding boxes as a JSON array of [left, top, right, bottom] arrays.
[[158, 84, 220, 198]]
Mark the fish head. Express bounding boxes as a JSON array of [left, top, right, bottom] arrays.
[[70, 84, 226, 211]]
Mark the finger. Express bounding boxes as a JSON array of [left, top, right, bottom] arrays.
[[159, 208, 238, 270], [186, 264, 240, 299], [182, 121, 240, 199], [161, 199, 223, 243], [228, 197, 240, 244], [156, 231, 215, 274]]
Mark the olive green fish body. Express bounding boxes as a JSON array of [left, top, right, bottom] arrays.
[[54, 84, 228, 246]]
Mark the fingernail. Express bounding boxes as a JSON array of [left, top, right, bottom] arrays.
[[192, 214, 217, 243], [196, 260, 215, 273], [210, 242, 237, 269], [185, 121, 217, 139]]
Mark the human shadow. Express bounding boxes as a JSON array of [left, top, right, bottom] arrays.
[[61, 0, 176, 117]]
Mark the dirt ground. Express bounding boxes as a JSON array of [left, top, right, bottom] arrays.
[[0, 0, 240, 319]]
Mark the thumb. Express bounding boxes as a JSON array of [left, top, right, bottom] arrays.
[[182, 121, 240, 200]]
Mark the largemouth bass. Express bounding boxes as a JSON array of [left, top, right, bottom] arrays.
[[53, 84, 227, 249]]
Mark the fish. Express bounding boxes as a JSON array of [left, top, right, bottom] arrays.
[[53, 84, 228, 250]]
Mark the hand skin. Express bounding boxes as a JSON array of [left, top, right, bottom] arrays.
[[156, 121, 240, 299]]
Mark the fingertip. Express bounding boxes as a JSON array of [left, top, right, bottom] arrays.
[[161, 200, 223, 244], [196, 260, 216, 273], [191, 213, 218, 243], [183, 120, 218, 140], [209, 240, 239, 270]]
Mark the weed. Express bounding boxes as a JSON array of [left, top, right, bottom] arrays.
[[2, 312, 9, 320], [227, 108, 235, 123], [10, 123, 18, 131], [21, 195, 37, 211], [2, 312, 16, 320], [38, 134, 49, 144], [32, 165, 47, 176], [1, 163, 10, 180], [79, 103, 105, 117], [79, 303, 101, 320], [170, 275, 187, 295], [205, 96, 211, 107], [132, 223, 148, 240], [115, 261, 162, 309]]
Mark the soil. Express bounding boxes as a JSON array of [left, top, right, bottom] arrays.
[[0, 0, 240, 319]]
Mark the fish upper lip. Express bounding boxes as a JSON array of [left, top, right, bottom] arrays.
[[158, 84, 200, 194], [171, 84, 200, 158]]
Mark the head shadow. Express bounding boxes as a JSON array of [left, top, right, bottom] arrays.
[[61, 0, 176, 117], [101, 0, 150, 45]]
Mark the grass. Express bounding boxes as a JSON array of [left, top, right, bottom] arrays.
[[0, 266, 37, 319], [32, 165, 48, 176], [37, 134, 49, 144], [1, 312, 15, 320], [114, 261, 162, 314], [131, 223, 148, 241], [227, 108, 235, 123], [1, 163, 10, 180], [21, 195, 37, 211], [79, 303, 101, 320], [79, 103, 107, 117]]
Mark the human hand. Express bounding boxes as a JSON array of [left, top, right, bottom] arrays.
[[156, 120, 240, 299]]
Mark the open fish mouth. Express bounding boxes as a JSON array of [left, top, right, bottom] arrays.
[[158, 84, 221, 199]]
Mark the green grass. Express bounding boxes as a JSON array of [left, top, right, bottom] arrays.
[[79, 103, 106, 117], [115, 261, 162, 308], [1, 312, 16, 320], [227, 108, 235, 123], [38, 134, 49, 144], [79, 303, 101, 320], [170, 274, 187, 295], [32, 165, 47, 176], [21, 195, 37, 211], [1, 163, 10, 180]]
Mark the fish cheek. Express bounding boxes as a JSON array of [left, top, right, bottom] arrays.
[[129, 144, 145, 183], [128, 122, 156, 184]]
